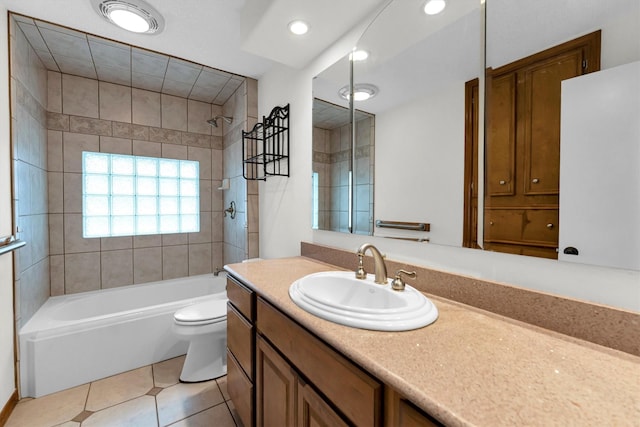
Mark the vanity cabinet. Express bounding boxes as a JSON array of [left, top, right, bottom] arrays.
[[227, 274, 443, 427], [226, 276, 256, 427]]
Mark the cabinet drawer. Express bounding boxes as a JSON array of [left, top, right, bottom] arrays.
[[227, 349, 253, 427], [227, 302, 254, 378], [485, 208, 558, 245], [227, 276, 255, 321], [257, 297, 382, 427]]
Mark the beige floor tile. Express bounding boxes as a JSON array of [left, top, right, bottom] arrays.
[[53, 423, 80, 427], [152, 355, 185, 388], [85, 366, 153, 411], [170, 402, 236, 427], [82, 395, 157, 427], [216, 376, 230, 400], [156, 380, 224, 426], [5, 384, 89, 427]]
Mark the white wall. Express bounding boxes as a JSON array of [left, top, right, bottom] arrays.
[[257, 4, 640, 312], [375, 82, 465, 246], [0, 4, 17, 411]]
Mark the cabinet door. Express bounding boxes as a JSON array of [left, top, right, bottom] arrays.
[[485, 72, 516, 197], [256, 335, 296, 427], [227, 350, 253, 427], [297, 380, 349, 427], [385, 387, 443, 427], [521, 49, 583, 196]]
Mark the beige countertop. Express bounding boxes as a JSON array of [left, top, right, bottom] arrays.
[[225, 257, 640, 427]]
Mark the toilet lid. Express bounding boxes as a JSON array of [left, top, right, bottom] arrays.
[[174, 298, 227, 323]]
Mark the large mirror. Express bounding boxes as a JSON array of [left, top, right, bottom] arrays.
[[313, 0, 483, 246], [313, 0, 640, 271]]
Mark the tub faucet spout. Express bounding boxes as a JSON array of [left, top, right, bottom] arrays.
[[356, 243, 388, 284]]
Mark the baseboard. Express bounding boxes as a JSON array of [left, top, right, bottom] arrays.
[[0, 390, 18, 427]]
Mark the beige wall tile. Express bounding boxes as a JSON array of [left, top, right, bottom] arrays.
[[161, 94, 187, 131], [63, 173, 82, 214], [188, 146, 211, 179], [211, 212, 223, 243], [188, 214, 211, 244], [49, 213, 64, 255], [162, 233, 188, 246], [212, 150, 223, 181], [188, 243, 212, 275], [162, 245, 188, 280], [132, 140, 161, 157], [101, 249, 133, 289], [69, 116, 112, 136], [133, 235, 162, 248], [187, 99, 212, 135], [50, 254, 65, 296], [100, 136, 132, 155], [65, 252, 101, 294], [162, 143, 187, 160], [99, 81, 131, 123], [47, 130, 63, 172], [133, 247, 162, 284], [132, 88, 160, 127], [211, 242, 223, 271], [63, 132, 99, 173], [64, 213, 100, 253], [48, 172, 63, 213], [199, 180, 212, 213], [62, 74, 98, 118], [101, 236, 132, 251], [248, 194, 259, 233], [47, 71, 62, 114]]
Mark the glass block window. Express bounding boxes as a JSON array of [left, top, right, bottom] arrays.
[[82, 152, 200, 238]]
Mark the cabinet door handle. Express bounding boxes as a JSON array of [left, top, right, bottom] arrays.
[[546, 223, 554, 229], [532, 178, 539, 183], [499, 180, 506, 185]]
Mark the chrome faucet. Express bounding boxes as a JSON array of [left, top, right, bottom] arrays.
[[355, 243, 388, 284]]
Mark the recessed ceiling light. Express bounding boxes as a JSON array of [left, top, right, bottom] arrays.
[[350, 49, 369, 61], [423, 0, 446, 15], [91, 0, 165, 34], [288, 20, 309, 35], [338, 83, 379, 101]]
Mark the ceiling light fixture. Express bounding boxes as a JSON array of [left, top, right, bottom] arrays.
[[423, 0, 446, 15], [91, 0, 165, 34], [339, 83, 379, 101], [350, 49, 369, 61], [288, 20, 309, 35]]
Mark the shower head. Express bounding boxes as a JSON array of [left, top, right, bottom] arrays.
[[206, 116, 233, 127]]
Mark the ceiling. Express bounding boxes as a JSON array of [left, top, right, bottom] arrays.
[[1, 0, 387, 80], [13, 15, 244, 105]]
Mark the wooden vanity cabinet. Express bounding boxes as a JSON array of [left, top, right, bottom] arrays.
[[227, 274, 443, 427], [226, 276, 256, 427]]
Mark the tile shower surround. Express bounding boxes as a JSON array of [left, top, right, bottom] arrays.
[[46, 72, 230, 296]]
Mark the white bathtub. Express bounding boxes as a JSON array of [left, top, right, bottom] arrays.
[[19, 273, 227, 398]]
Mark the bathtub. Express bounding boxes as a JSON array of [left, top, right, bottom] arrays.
[[19, 273, 227, 398]]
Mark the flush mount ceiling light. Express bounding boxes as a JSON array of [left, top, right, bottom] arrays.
[[338, 83, 379, 101], [423, 0, 446, 15], [349, 49, 369, 61], [91, 0, 165, 34], [288, 20, 309, 35]]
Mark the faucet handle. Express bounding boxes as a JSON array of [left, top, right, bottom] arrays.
[[355, 253, 367, 279], [392, 269, 416, 291]]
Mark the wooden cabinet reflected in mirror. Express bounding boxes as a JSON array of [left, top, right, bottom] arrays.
[[484, 31, 601, 259]]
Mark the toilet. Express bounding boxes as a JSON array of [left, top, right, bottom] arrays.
[[173, 298, 228, 382]]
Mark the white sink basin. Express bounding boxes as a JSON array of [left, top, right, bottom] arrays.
[[289, 271, 438, 331]]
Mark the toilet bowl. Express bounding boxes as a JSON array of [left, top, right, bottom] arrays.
[[173, 298, 228, 382]]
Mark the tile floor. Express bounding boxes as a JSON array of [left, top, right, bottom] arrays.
[[6, 356, 240, 427]]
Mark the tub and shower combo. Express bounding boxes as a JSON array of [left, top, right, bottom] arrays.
[[19, 272, 228, 398]]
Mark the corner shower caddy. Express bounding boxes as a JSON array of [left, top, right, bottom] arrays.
[[242, 104, 289, 180]]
